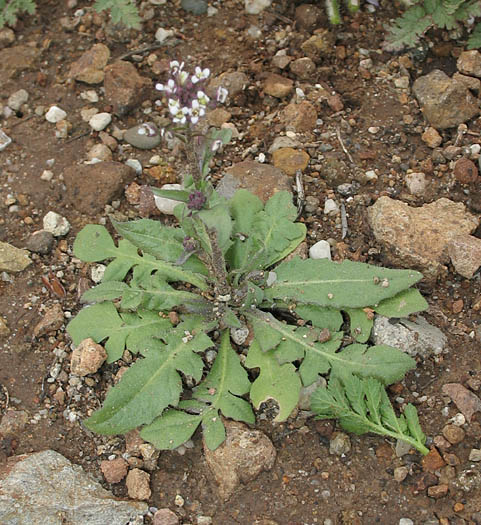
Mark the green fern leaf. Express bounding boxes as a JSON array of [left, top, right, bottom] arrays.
[[384, 5, 432, 52], [93, 0, 141, 29]]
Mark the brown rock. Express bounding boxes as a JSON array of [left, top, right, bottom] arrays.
[[207, 71, 249, 101], [203, 420, 276, 501], [0, 409, 29, 436], [443, 452, 461, 466], [263, 73, 293, 98], [412, 69, 479, 129], [290, 57, 316, 80], [422, 447, 445, 472], [272, 147, 310, 176], [281, 101, 317, 132], [295, 4, 322, 31], [125, 429, 146, 457], [63, 161, 136, 215], [126, 468, 151, 500], [100, 458, 128, 484], [453, 157, 478, 184], [70, 338, 107, 376], [326, 93, 344, 112], [300, 31, 335, 63], [0, 317, 9, 337], [69, 43, 110, 84], [0, 45, 40, 82], [218, 161, 291, 203], [427, 483, 449, 498], [33, 304, 64, 338], [422, 127, 443, 148], [442, 424, 465, 444], [457, 50, 481, 77], [453, 71, 481, 93], [104, 61, 151, 116], [442, 383, 481, 422], [153, 508, 179, 525], [207, 107, 231, 127], [271, 55, 292, 70], [433, 435, 452, 451], [367, 196, 479, 278], [0, 27, 15, 48]]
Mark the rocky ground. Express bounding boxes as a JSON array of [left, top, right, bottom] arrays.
[[0, 0, 481, 524]]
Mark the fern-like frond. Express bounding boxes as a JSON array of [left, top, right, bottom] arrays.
[[93, 0, 141, 29]]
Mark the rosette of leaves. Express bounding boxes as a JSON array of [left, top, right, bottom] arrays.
[[67, 169, 428, 451]]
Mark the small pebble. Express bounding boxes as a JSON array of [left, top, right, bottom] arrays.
[[329, 432, 351, 456], [399, 519, 414, 525], [126, 159, 143, 175], [8, 89, 29, 111], [89, 112, 112, 132], [43, 211, 71, 237], [45, 106, 67, 123], [324, 198, 339, 215], [442, 424, 465, 445], [155, 27, 174, 43], [394, 466, 409, 482], [469, 448, 481, 461], [309, 240, 331, 260]]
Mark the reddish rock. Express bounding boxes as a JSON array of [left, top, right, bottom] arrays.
[[272, 147, 310, 176], [203, 421, 276, 501], [422, 447, 446, 472], [422, 127, 442, 148], [70, 338, 107, 376], [427, 483, 449, 499], [33, 304, 64, 338], [326, 93, 343, 112], [281, 101, 317, 132], [453, 157, 478, 184], [68, 43, 110, 84], [63, 161, 136, 215], [126, 468, 151, 500], [218, 161, 291, 203], [104, 61, 152, 116], [152, 509, 179, 525], [263, 73, 293, 98], [100, 458, 128, 484]]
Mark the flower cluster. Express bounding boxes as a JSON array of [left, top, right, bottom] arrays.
[[156, 61, 228, 126]]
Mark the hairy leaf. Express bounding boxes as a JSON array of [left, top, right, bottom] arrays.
[[73, 225, 207, 290], [375, 288, 428, 318], [345, 308, 373, 343], [295, 304, 343, 332], [311, 375, 429, 455], [84, 330, 213, 435], [0, 0, 35, 27], [93, 0, 141, 28], [384, 5, 432, 52], [66, 303, 171, 363], [265, 257, 422, 309], [245, 340, 301, 421], [140, 331, 254, 450], [467, 22, 481, 49], [111, 218, 207, 274]]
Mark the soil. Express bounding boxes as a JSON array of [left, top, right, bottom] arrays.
[[1, 1, 481, 524]]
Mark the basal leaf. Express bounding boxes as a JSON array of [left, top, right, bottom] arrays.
[[299, 332, 343, 387], [265, 257, 422, 309], [345, 308, 373, 343], [404, 403, 426, 446], [84, 331, 212, 435], [251, 191, 306, 268], [151, 188, 190, 202], [111, 218, 207, 274], [374, 288, 428, 318], [140, 410, 202, 450], [330, 343, 416, 385], [66, 303, 171, 363], [247, 310, 283, 352], [197, 204, 233, 254], [295, 304, 343, 333], [245, 340, 301, 421], [73, 225, 207, 290]]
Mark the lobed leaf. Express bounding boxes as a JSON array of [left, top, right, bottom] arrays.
[[93, 0, 141, 28], [73, 225, 207, 290], [265, 257, 423, 309], [66, 302, 171, 362], [245, 341, 301, 421]]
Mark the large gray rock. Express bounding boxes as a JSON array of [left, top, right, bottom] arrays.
[[203, 421, 276, 501], [367, 196, 479, 278], [372, 315, 447, 358], [0, 450, 147, 524], [412, 69, 479, 129]]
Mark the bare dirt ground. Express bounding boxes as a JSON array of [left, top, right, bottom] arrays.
[[1, 1, 480, 524]]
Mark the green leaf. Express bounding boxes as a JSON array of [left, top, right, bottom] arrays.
[[111, 218, 207, 274], [375, 288, 428, 318], [251, 191, 306, 269], [93, 0, 141, 28], [345, 308, 373, 343], [245, 340, 301, 421], [0, 0, 35, 27], [295, 304, 343, 333], [151, 188, 190, 203], [265, 257, 423, 309], [384, 5, 431, 52], [197, 204, 233, 254], [310, 374, 429, 455], [298, 332, 343, 387], [245, 310, 415, 386], [73, 225, 207, 290], [468, 22, 481, 49], [66, 303, 171, 363], [140, 331, 254, 451], [226, 190, 263, 271], [84, 331, 213, 435]]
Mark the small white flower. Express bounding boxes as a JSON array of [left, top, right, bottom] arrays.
[[211, 139, 223, 152], [178, 70, 189, 85], [168, 98, 180, 115], [189, 99, 205, 124], [155, 82, 164, 91], [216, 86, 228, 103], [173, 106, 189, 124], [166, 79, 176, 92], [192, 66, 210, 83], [196, 90, 210, 106], [170, 60, 184, 73]]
